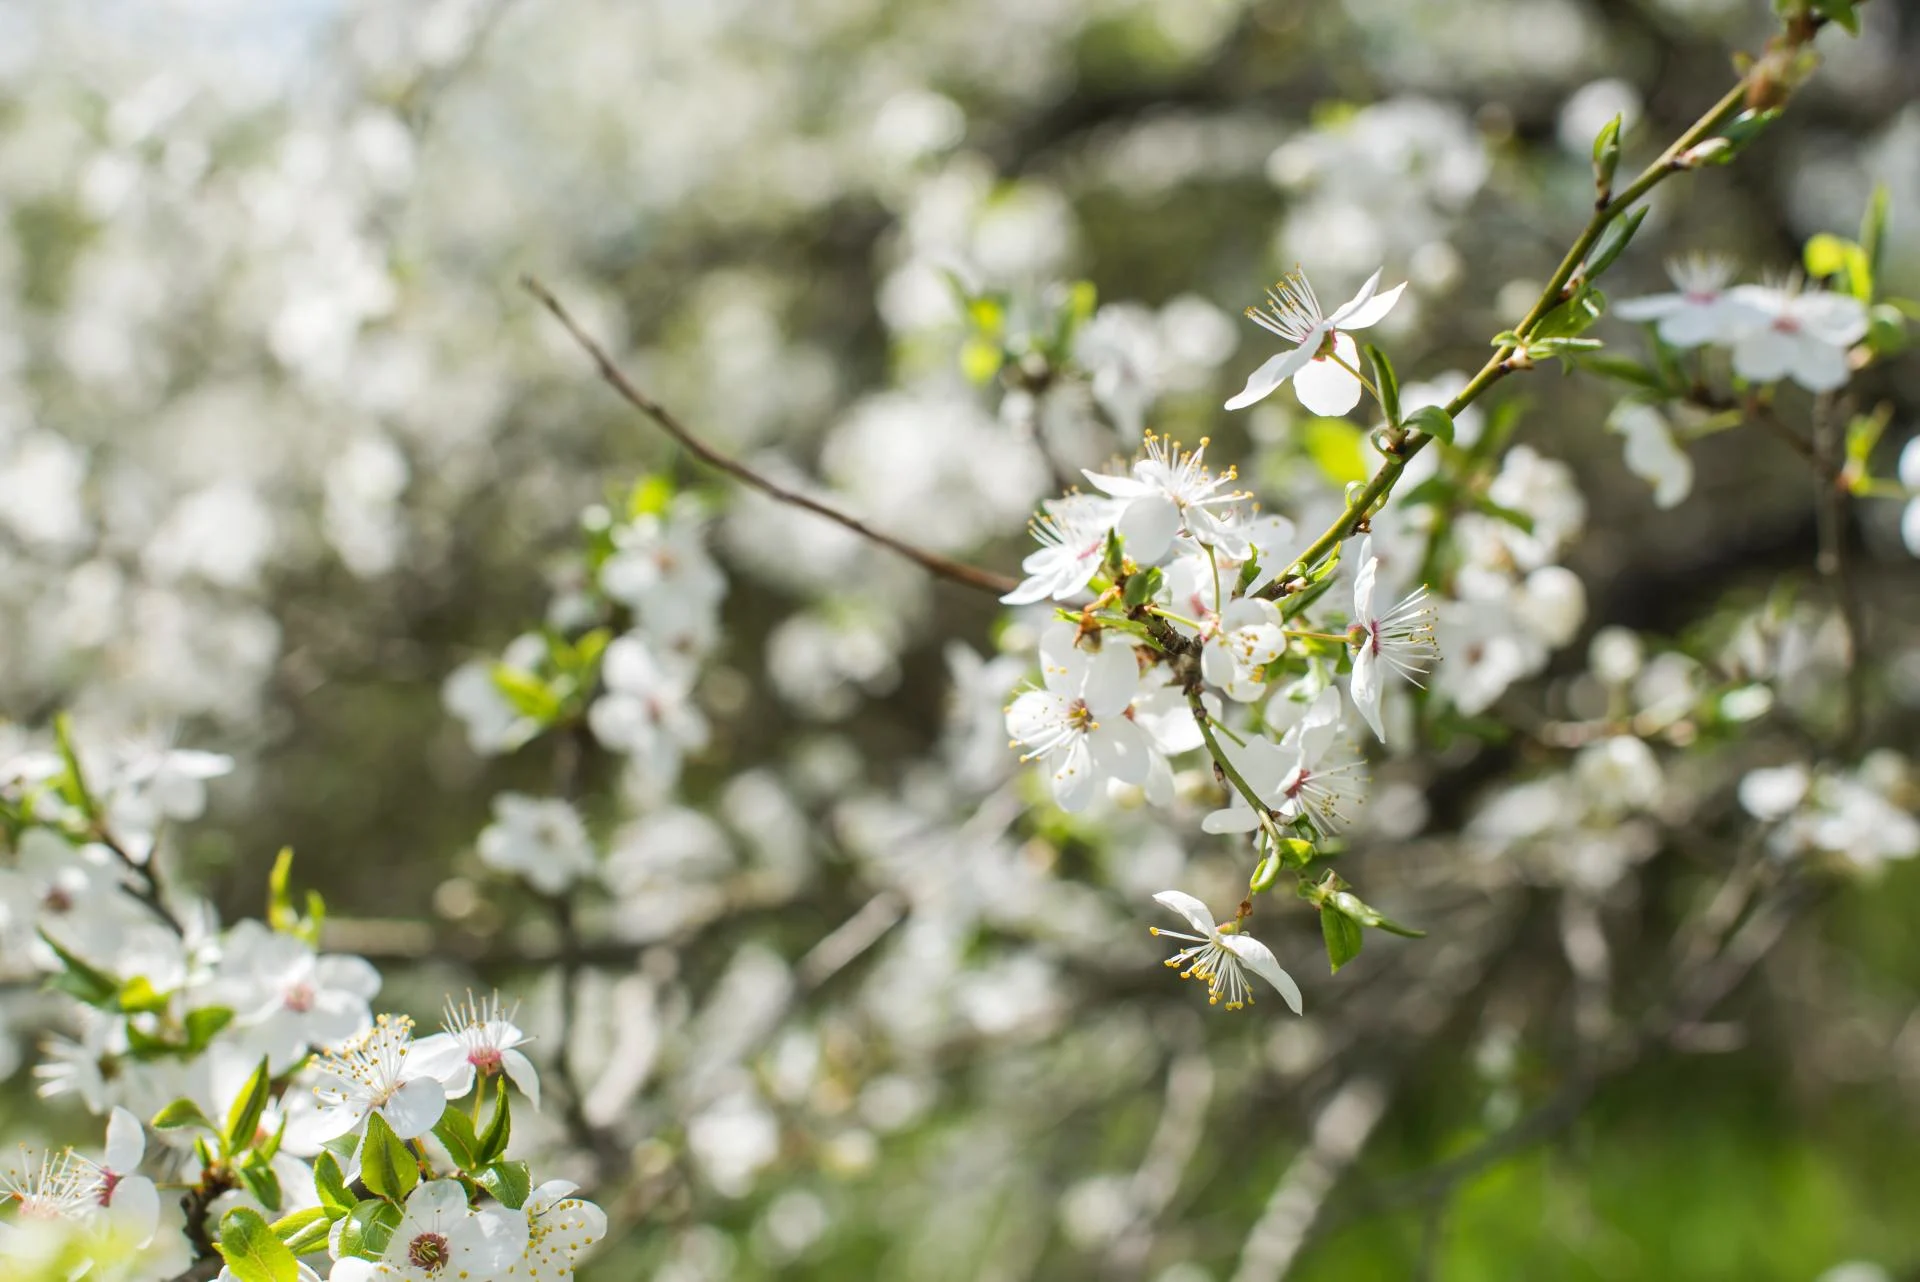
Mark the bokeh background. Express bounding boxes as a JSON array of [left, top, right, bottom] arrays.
[[3, 0, 1919, 1279]]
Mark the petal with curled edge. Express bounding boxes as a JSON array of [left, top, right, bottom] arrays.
[[1225, 341, 1318, 411], [1152, 889, 1216, 937], [1221, 934, 1304, 1014], [1333, 275, 1406, 331]]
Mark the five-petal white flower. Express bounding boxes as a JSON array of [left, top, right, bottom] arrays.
[[295, 1014, 446, 1146], [1082, 435, 1248, 563], [328, 1179, 528, 1282], [1226, 268, 1406, 416], [1005, 623, 1156, 812], [1000, 493, 1124, 605], [408, 992, 541, 1109], [1149, 891, 1302, 1013]]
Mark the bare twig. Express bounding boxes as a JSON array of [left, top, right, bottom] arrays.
[[522, 276, 1019, 596]]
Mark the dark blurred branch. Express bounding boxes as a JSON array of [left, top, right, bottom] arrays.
[[522, 276, 1019, 596], [1809, 391, 1867, 748]]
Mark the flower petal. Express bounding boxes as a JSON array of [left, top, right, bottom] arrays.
[[1349, 646, 1387, 744], [1152, 890, 1216, 936], [1200, 805, 1261, 834], [1225, 343, 1316, 411], [1610, 292, 1683, 322], [1118, 496, 1181, 564], [502, 1049, 542, 1110], [1326, 269, 1382, 325], [1220, 935, 1303, 1014], [1291, 335, 1364, 417], [1081, 642, 1142, 718], [105, 1106, 145, 1171], [1051, 738, 1098, 812], [379, 1077, 447, 1140], [1332, 279, 1405, 331]]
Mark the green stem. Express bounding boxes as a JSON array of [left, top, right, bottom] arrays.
[[1187, 689, 1271, 818], [1263, 77, 1752, 593], [1326, 348, 1381, 405]]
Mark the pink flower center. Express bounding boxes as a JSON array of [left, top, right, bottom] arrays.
[[97, 1170, 122, 1207], [469, 1046, 504, 1076], [1772, 315, 1801, 334], [283, 982, 317, 1013], [408, 1231, 451, 1271], [42, 886, 73, 914]]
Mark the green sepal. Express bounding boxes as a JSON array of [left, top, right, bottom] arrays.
[[1122, 566, 1164, 610]]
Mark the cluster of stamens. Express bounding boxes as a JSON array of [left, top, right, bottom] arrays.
[[1245, 270, 1326, 344]]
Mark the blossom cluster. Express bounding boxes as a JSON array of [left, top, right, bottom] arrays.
[[0, 738, 604, 1281]]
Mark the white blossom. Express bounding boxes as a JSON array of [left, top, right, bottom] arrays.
[[213, 921, 381, 1074], [501, 1180, 607, 1281], [293, 1014, 446, 1146], [1347, 537, 1438, 743], [477, 794, 597, 895], [1612, 255, 1746, 347], [1149, 891, 1302, 1014], [1081, 435, 1248, 563], [1726, 281, 1866, 392], [1225, 268, 1406, 416], [328, 1180, 528, 1282], [1005, 623, 1156, 812], [999, 493, 1123, 606], [409, 992, 540, 1109]]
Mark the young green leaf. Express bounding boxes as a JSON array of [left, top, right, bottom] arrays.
[[359, 1111, 420, 1203], [1403, 405, 1454, 446], [476, 1078, 512, 1166], [477, 1160, 533, 1211], [433, 1107, 481, 1172], [313, 1152, 355, 1220], [217, 1207, 299, 1282], [335, 1198, 403, 1261], [1362, 343, 1400, 426], [1321, 907, 1363, 974], [152, 1098, 216, 1133], [225, 1056, 274, 1158]]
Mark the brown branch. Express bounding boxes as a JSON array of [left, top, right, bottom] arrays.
[[521, 276, 1019, 596]]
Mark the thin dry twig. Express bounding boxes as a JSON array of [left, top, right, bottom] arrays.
[[522, 276, 1019, 596]]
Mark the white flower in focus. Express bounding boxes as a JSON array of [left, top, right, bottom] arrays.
[[1005, 623, 1156, 812], [1000, 493, 1122, 605], [1347, 537, 1438, 743], [1201, 598, 1287, 703], [1225, 268, 1406, 416], [294, 1015, 446, 1146], [1149, 891, 1302, 1013], [477, 794, 596, 895], [1201, 687, 1364, 837], [1726, 281, 1866, 392], [328, 1180, 527, 1282], [0, 1147, 99, 1228], [1607, 402, 1693, 509], [502, 1180, 607, 1281], [1612, 255, 1746, 347], [214, 920, 381, 1074], [588, 633, 709, 784], [409, 992, 540, 1108], [1082, 435, 1249, 563]]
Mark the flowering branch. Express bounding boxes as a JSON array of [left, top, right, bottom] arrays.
[[522, 276, 1020, 596]]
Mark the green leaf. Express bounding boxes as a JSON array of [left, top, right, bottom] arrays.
[[1576, 352, 1669, 393], [313, 1152, 355, 1220], [1812, 0, 1860, 33], [1583, 207, 1648, 284], [274, 1207, 333, 1255], [477, 1160, 533, 1211], [1303, 418, 1370, 487], [1121, 566, 1163, 610], [52, 713, 98, 819], [39, 930, 120, 1007], [237, 1157, 284, 1214], [1866, 303, 1907, 358], [1591, 112, 1622, 199], [958, 336, 1003, 383], [185, 1005, 235, 1053], [1321, 907, 1364, 974], [1249, 853, 1283, 895], [626, 472, 675, 519], [216, 1207, 299, 1282], [1859, 183, 1889, 283], [267, 848, 296, 932], [1329, 890, 1426, 938], [152, 1098, 216, 1133], [1473, 497, 1535, 535], [476, 1077, 512, 1166], [225, 1057, 273, 1158], [335, 1198, 403, 1261], [359, 1111, 419, 1204], [116, 974, 171, 1016], [490, 664, 561, 722], [1530, 286, 1606, 342], [1362, 343, 1400, 426], [1403, 404, 1453, 446], [433, 1108, 481, 1173], [1804, 233, 1871, 302]]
